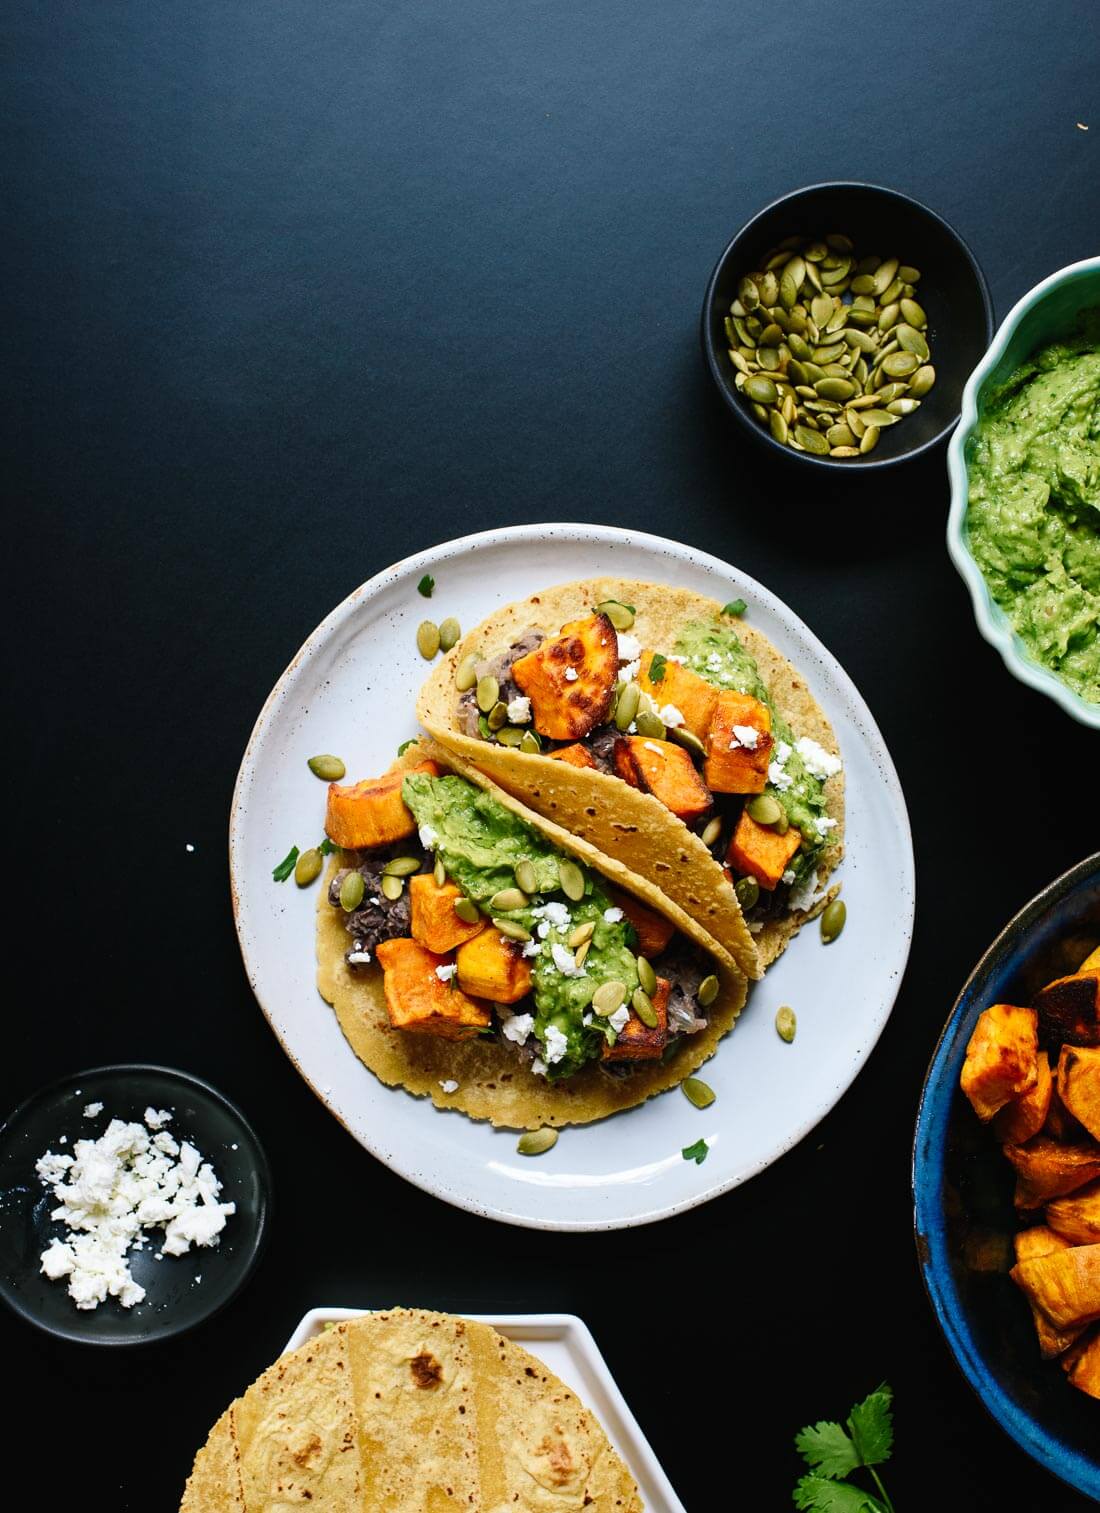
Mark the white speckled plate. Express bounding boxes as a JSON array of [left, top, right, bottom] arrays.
[[229, 525, 914, 1229], [283, 1308, 686, 1513]]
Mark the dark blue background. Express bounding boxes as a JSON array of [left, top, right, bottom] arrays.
[[5, 2, 1098, 1507]]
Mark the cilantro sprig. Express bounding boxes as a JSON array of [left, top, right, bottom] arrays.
[[681, 1138, 709, 1164], [417, 574, 435, 598], [722, 598, 747, 617], [273, 836, 339, 882], [648, 652, 668, 683], [793, 1384, 895, 1513]]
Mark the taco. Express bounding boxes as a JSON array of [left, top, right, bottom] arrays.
[[316, 743, 745, 1129], [180, 1308, 642, 1511], [417, 579, 844, 972]]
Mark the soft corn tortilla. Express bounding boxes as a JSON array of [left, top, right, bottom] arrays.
[[181, 1309, 643, 1512], [418, 578, 845, 972], [317, 743, 745, 1129]]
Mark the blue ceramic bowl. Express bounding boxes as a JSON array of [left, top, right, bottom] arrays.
[[913, 854, 1100, 1500], [946, 256, 1100, 727]]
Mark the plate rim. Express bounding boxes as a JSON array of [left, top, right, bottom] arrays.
[[229, 522, 915, 1230]]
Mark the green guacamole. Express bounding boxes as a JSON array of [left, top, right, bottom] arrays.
[[966, 312, 1099, 704], [673, 621, 830, 881], [402, 773, 641, 1078]]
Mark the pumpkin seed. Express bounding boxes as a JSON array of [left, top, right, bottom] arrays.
[[520, 730, 541, 754], [568, 920, 595, 949], [416, 620, 441, 659], [895, 325, 929, 358], [614, 682, 640, 731], [596, 599, 635, 631], [871, 257, 899, 296], [634, 710, 666, 739], [775, 1005, 797, 1043], [294, 848, 323, 887], [812, 341, 846, 364], [517, 1127, 558, 1156], [489, 887, 529, 913], [636, 956, 657, 996], [830, 445, 860, 456], [794, 424, 829, 455], [515, 860, 538, 895], [846, 408, 867, 438], [339, 871, 365, 911], [379, 873, 404, 902], [881, 351, 920, 378], [810, 294, 834, 328], [769, 409, 789, 446], [849, 274, 877, 295], [487, 700, 509, 732], [383, 855, 421, 877], [877, 302, 900, 332], [592, 980, 627, 1016], [697, 974, 720, 1008], [738, 277, 759, 311], [476, 675, 499, 713], [820, 898, 847, 943], [804, 241, 829, 262], [747, 793, 781, 825], [735, 875, 760, 910], [759, 271, 779, 306], [493, 917, 531, 942], [898, 265, 921, 284], [669, 725, 706, 758], [815, 377, 856, 402], [899, 297, 926, 327], [860, 408, 901, 427], [438, 617, 461, 653], [434, 855, 446, 887], [826, 423, 856, 449], [826, 232, 854, 253], [453, 896, 480, 924], [887, 397, 921, 416], [681, 1077, 716, 1109], [307, 754, 346, 781], [496, 725, 524, 746], [874, 381, 908, 404], [759, 322, 783, 349], [859, 424, 880, 454], [574, 939, 592, 969], [559, 859, 586, 902], [729, 348, 750, 376], [701, 816, 723, 848], [907, 364, 936, 398], [455, 652, 480, 692], [628, 986, 656, 1028], [843, 327, 878, 353], [744, 374, 778, 405]]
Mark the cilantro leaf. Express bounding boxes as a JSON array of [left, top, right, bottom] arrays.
[[417, 574, 435, 598], [681, 1138, 709, 1164], [847, 1385, 893, 1469], [793, 1474, 885, 1513], [723, 598, 747, 617], [794, 1421, 860, 1480], [319, 838, 339, 856], [649, 652, 667, 683], [272, 845, 299, 882], [398, 738, 419, 756]]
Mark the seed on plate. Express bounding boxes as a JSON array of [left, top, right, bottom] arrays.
[[568, 920, 595, 948], [592, 980, 627, 1016], [558, 859, 586, 902], [383, 855, 421, 877], [614, 682, 640, 732], [697, 974, 720, 1008], [830, 445, 860, 456], [416, 620, 441, 659], [631, 987, 658, 1028], [907, 364, 936, 397], [735, 875, 760, 910], [634, 709, 666, 739], [455, 652, 480, 692], [476, 675, 499, 712], [887, 398, 921, 416], [489, 887, 528, 913], [769, 409, 789, 446], [794, 424, 829, 455], [496, 726, 524, 745], [895, 324, 929, 358], [898, 265, 921, 285], [434, 855, 446, 887], [882, 351, 921, 378], [487, 701, 509, 732], [453, 896, 480, 924], [307, 754, 345, 781], [339, 871, 365, 912], [515, 861, 539, 895], [859, 424, 880, 454], [820, 898, 847, 943], [775, 1005, 797, 1042], [438, 617, 461, 653], [701, 816, 723, 848], [744, 374, 779, 406], [899, 296, 926, 327], [493, 918, 531, 942], [294, 848, 322, 887], [517, 1127, 558, 1156], [381, 873, 405, 901], [747, 794, 783, 826], [681, 1077, 716, 1109], [519, 730, 541, 754], [636, 956, 657, 996], [860, 408, 900, 427]]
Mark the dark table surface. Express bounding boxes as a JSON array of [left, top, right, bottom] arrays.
[[6, 1, 1098, 1507]]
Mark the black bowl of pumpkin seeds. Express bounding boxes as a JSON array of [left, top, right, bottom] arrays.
[[702, 182, 994, 468]]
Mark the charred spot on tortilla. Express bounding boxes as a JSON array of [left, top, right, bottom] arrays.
[[410, 1351, 443, 1389]]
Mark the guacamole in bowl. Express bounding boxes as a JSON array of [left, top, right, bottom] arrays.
[[947, 257, 1100, 726]]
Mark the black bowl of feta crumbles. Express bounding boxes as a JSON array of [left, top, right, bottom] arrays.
[[0, 1065, 271, 1345]]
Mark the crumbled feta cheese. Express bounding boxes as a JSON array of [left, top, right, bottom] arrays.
[[536, 921, 550, 939], [530, 1058, 548, 1077], [617, 633, 642, 662], [627, 720, 638, 734], [795, 737, 842, 780], [603, 906, 624, 923], [789, 870, 830, 914], [775, 740, 792, 764], [346, 949, 372, 965], [502, 1013, 535, 1045], [706, 652, 723, 671], [814, 815, 839, 837], [533, 901, 571, 929], [669, 655, 685, 664], [143, 1108, 172, 1131], [35, 1116, 235, 1312], [550, 942, 584, 977], [608, 1005, 630, 1034], [522, 938, 541, 958], [643, 741, 664, 755], [506, 696, 531, 724], [418, 823, 439, 850], [768, 740, 794, 792], [435, 963, 457, 983], [729, 725, 759, 750], [82, 1102, 103, 1119], [438, 1079, 459, 1094], [619, 659, 640, 682], [563, 667, 579, 682], [543, 1025, 569, 1065], [748, 921, 763, 934], [781, 869, 797, 885], [658, 704, 685, 728], [582, 1012, 593, 1026]]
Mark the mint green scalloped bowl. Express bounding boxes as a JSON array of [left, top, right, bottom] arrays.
[[946, 255, 1100, 728]]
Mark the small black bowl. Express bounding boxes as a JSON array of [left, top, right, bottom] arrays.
[[701, 181, 994, 470], [0, 1064, 271, 1345]]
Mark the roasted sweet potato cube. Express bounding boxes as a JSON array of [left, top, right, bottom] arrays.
[[726, 809, 801, 891], [325, 760, 441, 849], [545, 742, 599, 770], [408, 873, 485, 956], [1034, 968, 1100, 1050], [602, 977, 669, 1062], [703, 690, 773, 795], [609, 888, 676, 959], [1057, 1044, 1100, 1141], [612, 737, 712, 824], [454, 928, 533, 1005], [636, 652, 718, 741], [1014, 1227, 1085, 1357], [960, 1004, 1038, 1123], [374, 938, 491, 1040], [1047, 1182, 1100, 1246], [1005, 1136, 1100, 1209], [1010, 1243, 1100, 1332], [1061, 1327, 1100, 1399], [994, 1051, 1052, 1144], [1044, 1082, 1086, 1141], [511, 613, 618, 740]]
